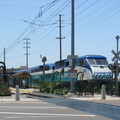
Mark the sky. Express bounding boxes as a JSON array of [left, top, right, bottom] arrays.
[[0, 0, 120, 69]]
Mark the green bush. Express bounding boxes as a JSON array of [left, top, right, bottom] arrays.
[[62, 88, 69, 95], [54, 88, 63, 95], [53, 88, 69, 95], [94, 87, 101, 94], [0, 82, 11, 96], [39, 80, 69, 95], [49, 82, 55, 93], [39, 81, 49, 92]]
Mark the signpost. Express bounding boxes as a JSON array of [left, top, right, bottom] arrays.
[[67, 55, 78, 93]]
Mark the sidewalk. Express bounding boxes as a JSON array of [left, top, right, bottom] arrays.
[[0, 88, 120, 102], [69, 94, 120, 101]]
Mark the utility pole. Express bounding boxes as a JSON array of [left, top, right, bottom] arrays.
[[115, 35, 119, 96], [56, 14, 65, 61], [70, 0, 75, 93], [71, 0, 75, 57], [67, 0, 78, 94], [23, 38, 30, 69]]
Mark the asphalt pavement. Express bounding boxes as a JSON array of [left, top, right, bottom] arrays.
[[0, 88, 120, 120], [0, 100, 113, 120]]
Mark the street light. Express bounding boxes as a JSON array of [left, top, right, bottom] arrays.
[[115, 35, 119, 96]]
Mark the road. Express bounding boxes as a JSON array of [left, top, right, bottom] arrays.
[[0, 97, 120, 120]]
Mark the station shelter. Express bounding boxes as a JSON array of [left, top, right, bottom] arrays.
[[11, 71, 31, 88]]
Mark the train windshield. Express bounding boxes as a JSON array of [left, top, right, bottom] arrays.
[[87, 59, 96, 64], [101, 59, 108, 64], [88, 58, 108, 65], [95, 59, 102, 65]]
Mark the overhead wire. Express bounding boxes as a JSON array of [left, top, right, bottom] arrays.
[[0, 0, 60, 57], [23, 0, 70, 50], [64, 0, 113, 35], [64, 0, 89, 22], [2, 0, 67, 61], [76, 0, 120, 32], [75, 0, 100, 16], [28, 0, 71, 55], [2, 0, 120, 65], [61, 0, 101, 37], [78, 9, 120, 33], [25, 0, 70, 38], [76, 0, 113, 21]]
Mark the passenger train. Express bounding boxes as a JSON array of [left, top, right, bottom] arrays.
[[12, 55, 112, 87]]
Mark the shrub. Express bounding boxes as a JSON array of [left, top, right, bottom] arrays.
[[39, 80, 69, 95], [53, 88, 69, 95], [39, 81, 49, 92], [0, 82, 11, 96]]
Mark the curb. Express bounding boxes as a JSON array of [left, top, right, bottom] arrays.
[[10, 88, 33, 93], [28, 92, 66, 98]]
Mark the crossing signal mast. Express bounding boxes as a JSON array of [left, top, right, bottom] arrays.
[[23, 38, 30, 69], [111, 36, 120, 96]]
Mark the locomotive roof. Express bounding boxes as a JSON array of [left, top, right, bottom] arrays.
[[78, 55, 106, 59]]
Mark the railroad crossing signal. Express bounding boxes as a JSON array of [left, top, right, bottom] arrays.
[[111, 50, 120, 62]]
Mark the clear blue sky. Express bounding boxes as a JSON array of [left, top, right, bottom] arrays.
[[0, 0, 120, 68]]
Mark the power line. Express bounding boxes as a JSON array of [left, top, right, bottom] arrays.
[[76, 0, 113, 21], [0, 0, 59, 57], [76, 1, 120, 32], [75, 0, 100, 16], [21, 0, 70, 47], [78, 9, 120, 33], [2, 0, 120, 65]]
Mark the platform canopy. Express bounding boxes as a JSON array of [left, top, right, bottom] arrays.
[[11, 71, 31, 77]]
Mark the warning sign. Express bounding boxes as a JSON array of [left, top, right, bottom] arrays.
[[68, 70, 77, 79]]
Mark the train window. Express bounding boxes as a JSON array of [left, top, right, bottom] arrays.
[[95, 59, 102, 65], [45, 66, 49, 70], [39, 66, 49, 71], [53, 66, 55, 70], [59, 60, 64, 67], [31, 69, 37, 73], [55, 60, 65, 68], [80, 60, 87, 66], [46, 74, 51, 78], [101, 59, 108, 65], [88, 59, 95, 65], [39, 66, 43, 71], [65, 61, 69, 67], [55, 62, 59, 68], [74, 60, 77, 65]]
